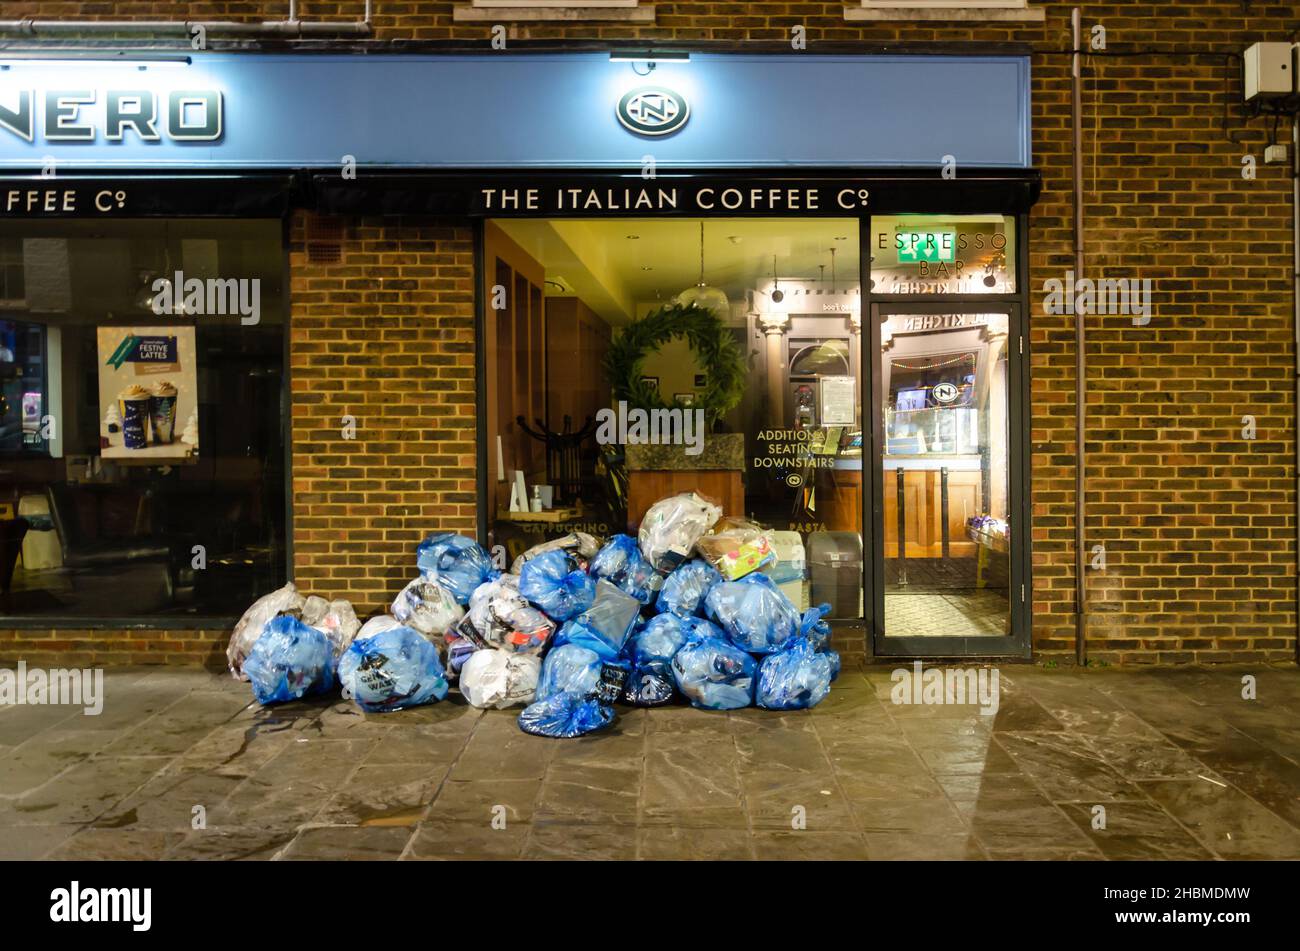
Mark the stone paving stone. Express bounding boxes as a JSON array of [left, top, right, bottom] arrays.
[[866, 833, 987, 860], [1056, 802, 1216, 860], [7, 755, 172, 825], [534, 762, 641, 825], [406, 819, 530, 860], [46, 828, 186, 861], [753, 831, 871, 860], [521, 819, 636, 860], [164, 827, 300, 861], [1, 664, 1297, 860], [424, 778, 541, 825], [93, 765, 246, 831], [314, 763, 446, 827], [637, 826, 755, 860], [279, 825, 415, 860], [1139, 778, 1300, 859]]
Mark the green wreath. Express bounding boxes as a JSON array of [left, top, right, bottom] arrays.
[[604, 301, 746, 427]]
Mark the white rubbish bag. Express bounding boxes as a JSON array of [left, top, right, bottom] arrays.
[[459, 649, 541, 709]]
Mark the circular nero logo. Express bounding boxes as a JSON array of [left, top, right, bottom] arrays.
[[617, 87, 690, 137], [932, 382, 960, 405]]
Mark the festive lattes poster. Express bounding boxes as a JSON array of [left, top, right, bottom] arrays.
[[96, 326, 198, 462]]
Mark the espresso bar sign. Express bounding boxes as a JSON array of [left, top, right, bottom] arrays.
[[476, 183, 873, 216]]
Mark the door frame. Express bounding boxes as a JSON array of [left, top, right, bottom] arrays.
[[864, 294, 1032, 659]]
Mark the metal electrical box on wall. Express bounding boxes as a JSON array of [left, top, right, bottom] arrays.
[[1243, 42, 1293, 100]]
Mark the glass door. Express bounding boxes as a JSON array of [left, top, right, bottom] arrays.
[[868, 303, 1028, 656]]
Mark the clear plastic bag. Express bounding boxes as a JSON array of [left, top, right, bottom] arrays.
[[518, 549, 596, 621], [227, 582, 307, 680], [704, 572, 801, 655], [755, 636, 839, 710], [416, 533, 499, 604], [302, 597, 360, 659], [518, 691, 615, 739], [243, 615, 336, 705], [695, 517, 776, 581], [510, 531, 602, 574], [656, 558, 723, 618], [357, 614, 403, 640], [590, 534, 660, 605], [459, 575, 555, 655], [637, 492, 723, 575], [392, 577, 465, 637], [338, 625, 449, 713], [670, 633, 757, 710], [624, 615, 688, 707], [459, 649, 541, 709], [551, 580, 640, 660]]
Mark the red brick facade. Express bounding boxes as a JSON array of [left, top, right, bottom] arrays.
[[1, 1, 1297, 668]]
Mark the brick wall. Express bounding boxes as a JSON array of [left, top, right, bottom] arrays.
[[2, 1, 1298, 667]]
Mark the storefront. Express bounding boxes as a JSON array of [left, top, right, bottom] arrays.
[[0, 50, 1038, 664]]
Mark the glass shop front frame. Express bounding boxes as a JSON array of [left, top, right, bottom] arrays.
[[467, 174, 1036, 660]]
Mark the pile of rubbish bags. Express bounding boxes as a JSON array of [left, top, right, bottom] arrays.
[[226, 494, 840, 738]]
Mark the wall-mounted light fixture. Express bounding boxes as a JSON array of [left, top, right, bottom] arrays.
[[609, 49, 690, 76]]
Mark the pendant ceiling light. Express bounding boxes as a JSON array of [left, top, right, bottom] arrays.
[[675, 221, 729, 315]]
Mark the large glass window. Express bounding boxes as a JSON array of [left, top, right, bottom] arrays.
[[0, 220, 287, 621], [484, 218, 864, 619]]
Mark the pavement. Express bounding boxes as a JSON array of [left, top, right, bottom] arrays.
[[1, 663, 1298, 860]]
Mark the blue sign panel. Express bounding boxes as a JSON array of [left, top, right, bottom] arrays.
[[0, 52, 1030, 170]]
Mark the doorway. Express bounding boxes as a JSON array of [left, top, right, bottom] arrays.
[[867, 302, 1030, 657]]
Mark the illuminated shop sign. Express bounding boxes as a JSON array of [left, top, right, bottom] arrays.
[[616, 86, 690, 137], [477, 184, 873, 215], [0, 89, 223, 143]]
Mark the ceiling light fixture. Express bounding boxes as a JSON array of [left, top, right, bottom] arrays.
[[676, 221, 729, 315]]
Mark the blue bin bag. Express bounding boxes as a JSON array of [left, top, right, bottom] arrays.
[[416, 533, 499, 604], [552, 580, 640, 660], [338, 625, 450, 713], [755, 636, 839, 711], [518, 691, 616, 739], [590, 534, 660, 605], [518, 549, 597, 621], [624, 659, 677, 707], [656, 558, 723, 618], [705, 572, 801, 655], [536, 643, 603, 702], [671, 635, 757, 710], [631, 613, 687, 664], [444, 632, 478, 680], [243, 615, 337, 706]]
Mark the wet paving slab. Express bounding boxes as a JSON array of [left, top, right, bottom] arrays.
[[0, 663, 1296, 860]]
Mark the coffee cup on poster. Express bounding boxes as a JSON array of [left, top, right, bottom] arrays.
[[149, 379, 179, 445], [118, 384, 152, 449]]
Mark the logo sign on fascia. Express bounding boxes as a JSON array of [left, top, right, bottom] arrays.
[[0, 89, 223, 143], [617, 86, 689, 137]]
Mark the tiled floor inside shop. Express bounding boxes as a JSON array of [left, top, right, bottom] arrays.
[[1, 663, 1298, 860]]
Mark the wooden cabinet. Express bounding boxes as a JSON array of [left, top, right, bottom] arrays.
[[545, 296, 611, 435]]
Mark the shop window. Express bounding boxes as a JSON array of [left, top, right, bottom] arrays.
[[485, 217, 865, 620], [0, 220, 287, 623], [870, 214, 1016, 295]]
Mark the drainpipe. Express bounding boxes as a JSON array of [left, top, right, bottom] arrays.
[[0, 0, 372, 37], [1293, 114, 1299, 664], [1072, 7, 1088, 666]]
